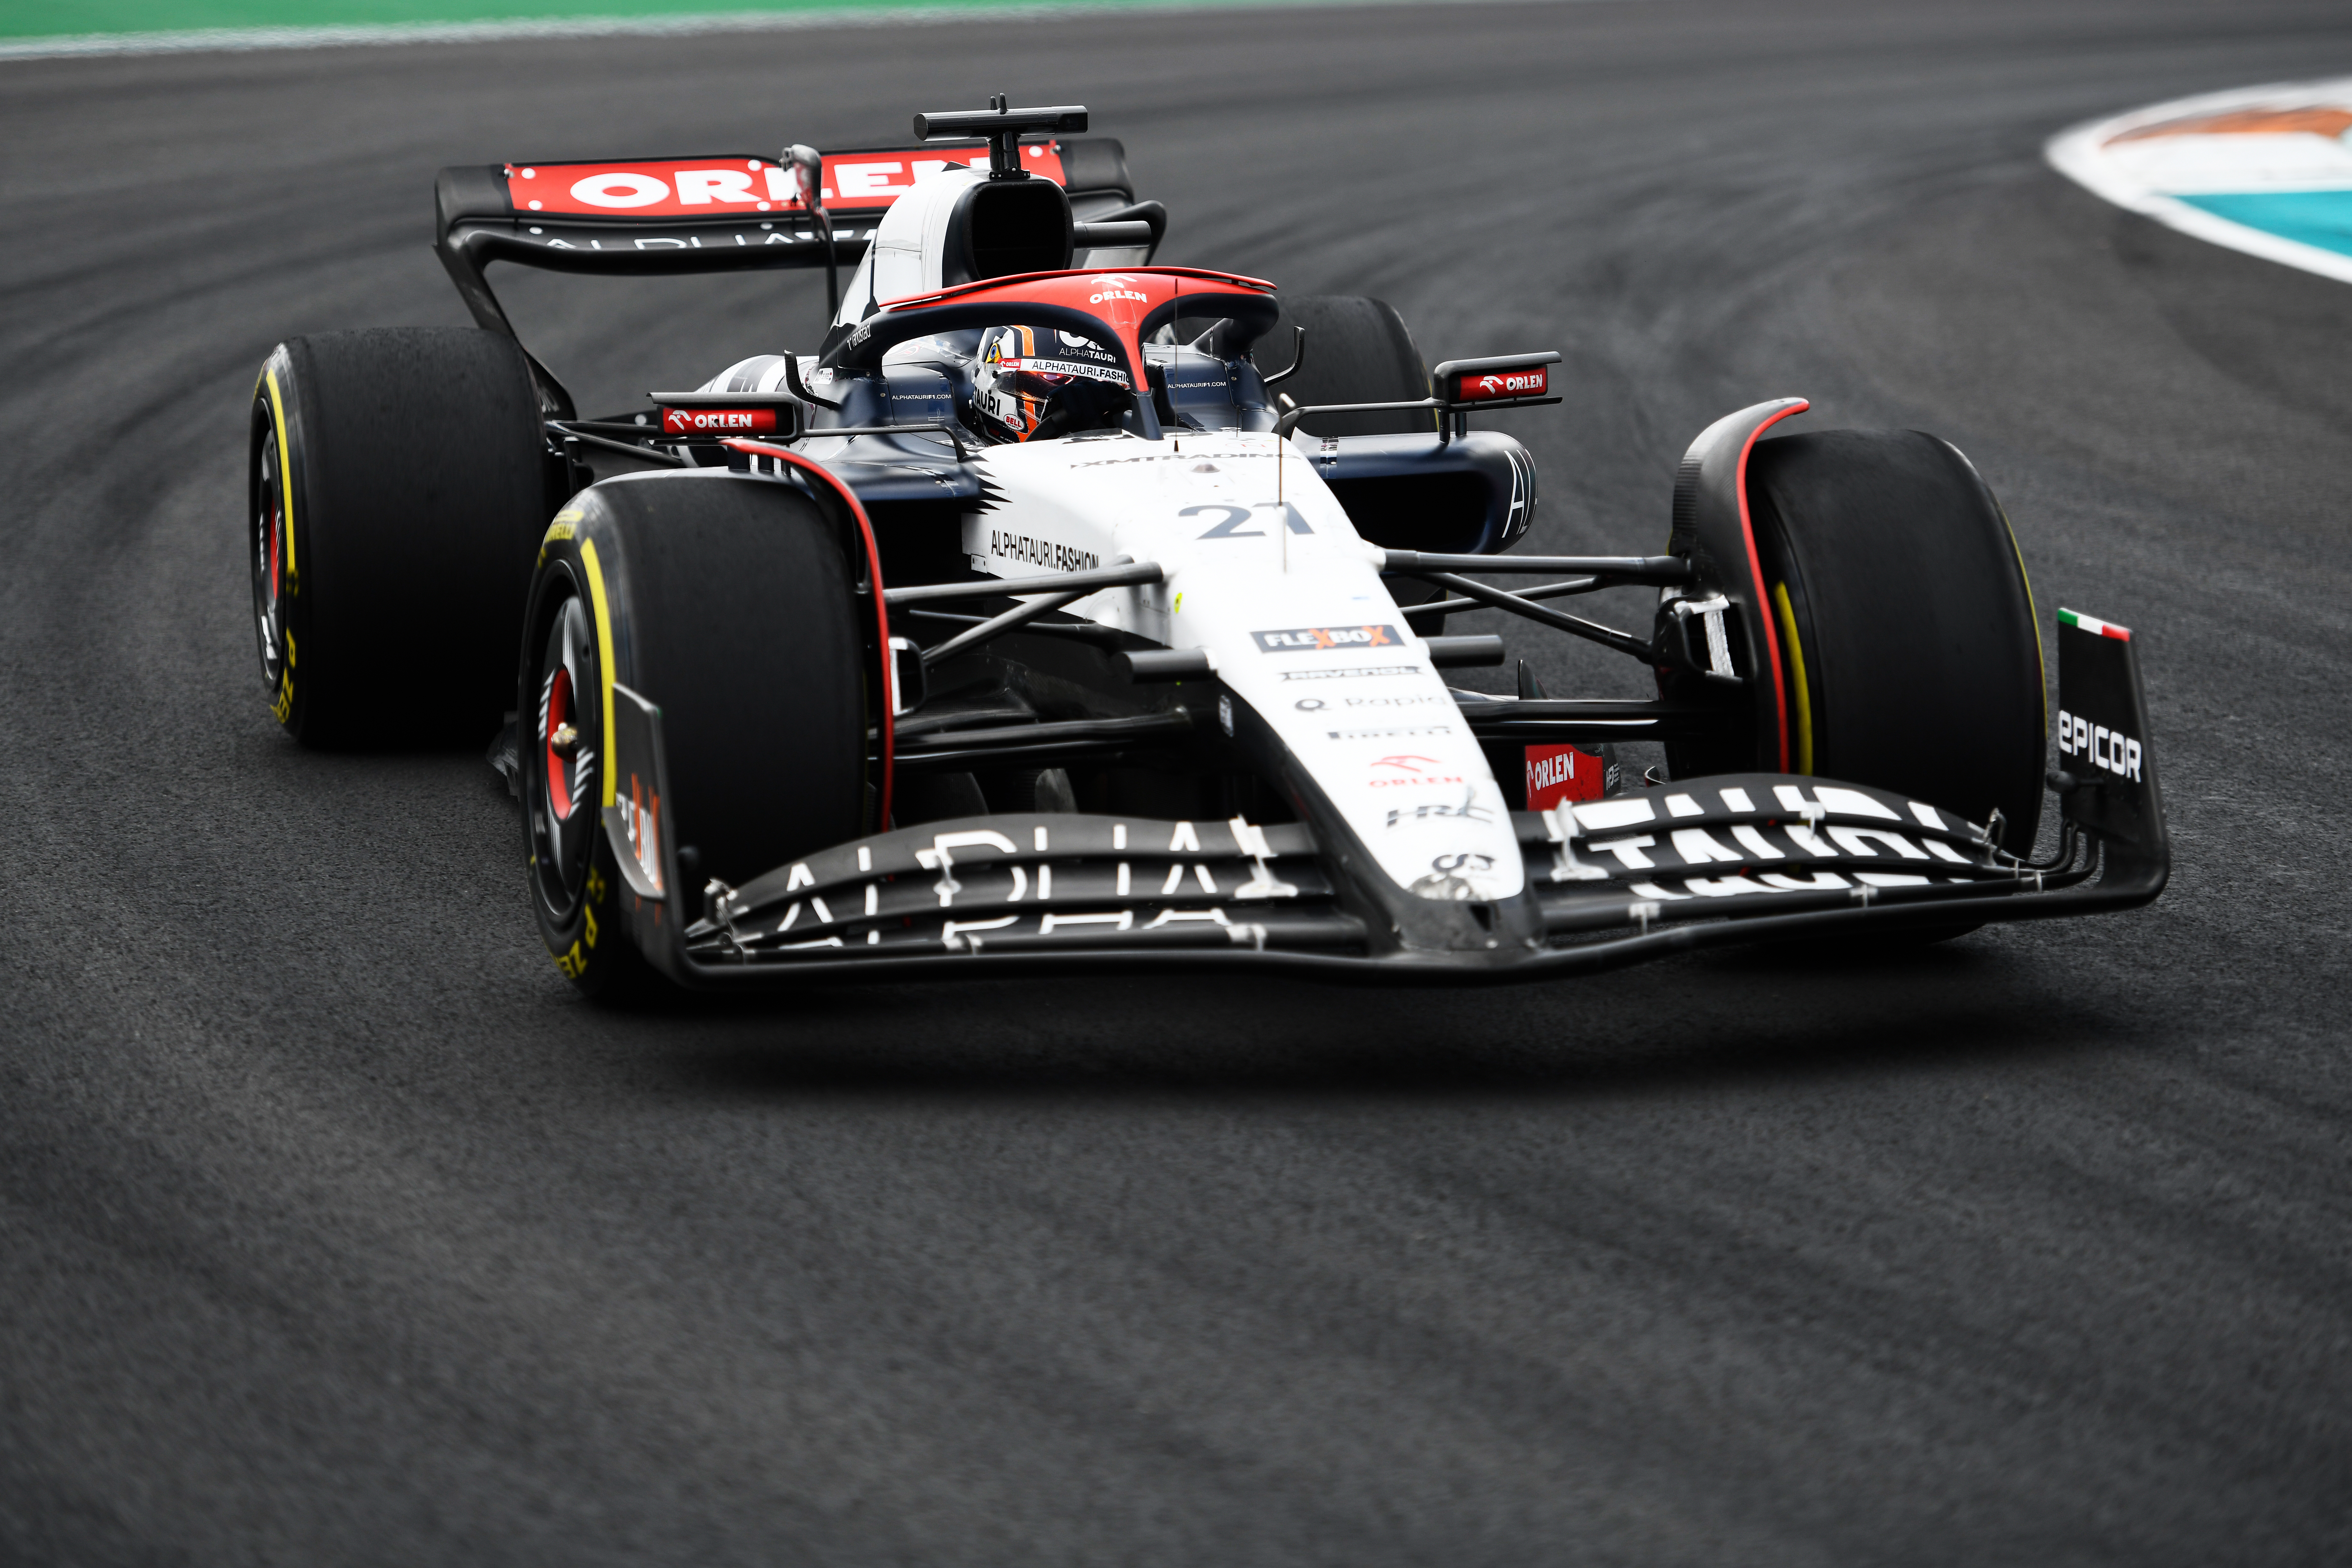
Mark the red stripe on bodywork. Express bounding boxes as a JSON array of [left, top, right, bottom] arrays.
[[724, 438, 894, 828], [1734, 399, 1810, 773]]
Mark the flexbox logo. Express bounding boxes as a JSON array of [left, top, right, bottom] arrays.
[[1252, 624, 1400, 653]]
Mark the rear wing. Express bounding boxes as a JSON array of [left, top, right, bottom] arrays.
[[433, 137, 1137, 415]]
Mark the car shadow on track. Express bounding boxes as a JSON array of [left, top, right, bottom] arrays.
[[617, 937, 2119, 1100]]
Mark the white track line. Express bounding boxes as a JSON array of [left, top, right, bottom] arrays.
[[2046, 78, 2352, 287], [0, 0, 1604, 62]]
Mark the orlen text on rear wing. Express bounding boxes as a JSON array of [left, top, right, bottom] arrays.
[[432, 137, 1136, 415]]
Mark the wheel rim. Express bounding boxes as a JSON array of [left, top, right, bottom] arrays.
[[528, 591, 599, 918], [544, 664, 577, 819], [252, 415, 289, 692]]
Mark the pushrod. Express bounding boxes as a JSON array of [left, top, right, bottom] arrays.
[[919, 590, 1089, 667], [1399, 570, 1656, 663], [1380, 550, 1692, 583], [1406, 576, 1601, 617], [885, 560, 1163, 607]]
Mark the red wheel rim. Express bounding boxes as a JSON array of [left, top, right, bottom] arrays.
[[543, 665, 576, 820]]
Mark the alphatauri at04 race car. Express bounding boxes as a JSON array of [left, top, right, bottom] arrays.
[[249, 101, 2167, 993]]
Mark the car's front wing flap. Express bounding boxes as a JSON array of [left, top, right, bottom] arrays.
[[688, 813, 1361, 964], [595, 611, 2165, 986]]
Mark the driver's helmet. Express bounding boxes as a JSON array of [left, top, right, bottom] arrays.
[[971, 324, 1131, 444]]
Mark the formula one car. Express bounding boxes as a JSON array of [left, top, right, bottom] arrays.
[[247, 100, 2168, 992]]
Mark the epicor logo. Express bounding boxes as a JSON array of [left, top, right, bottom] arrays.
[[2057, 708, 2143, 782]]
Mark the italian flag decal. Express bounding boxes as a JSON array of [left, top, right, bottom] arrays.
[[2059, 608, 2132, 641]]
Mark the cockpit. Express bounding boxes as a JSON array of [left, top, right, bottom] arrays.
[[692, 119, 1279, 449]]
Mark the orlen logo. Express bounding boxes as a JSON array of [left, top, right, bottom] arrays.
[[514, 159, 808, 215], [2057, 708, 2143, 782], [1088, 274, 1148, 304], [661, 406, 778, 435], [1457, 367, 1549, 402], [1369, 754, 1464, 789], [503, 148, 1067, 218], [1252, 624, 1400, 653], [1525, 743, 1603, 811]]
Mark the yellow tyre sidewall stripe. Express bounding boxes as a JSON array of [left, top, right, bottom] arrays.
[[1772, 581, 1815, 777], [580, 537, 619, 809], [261, 363, 297, 582]]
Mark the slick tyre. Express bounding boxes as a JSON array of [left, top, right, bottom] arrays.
[[1261, 295, 1431, 437], [520, 474, 871, 997], [1745, 429, 2046, 856], [251, 328, 552, 746]]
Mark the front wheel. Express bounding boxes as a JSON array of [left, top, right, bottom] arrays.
[[1742, 428, 2046, 854], [520, 474, 875, 996]]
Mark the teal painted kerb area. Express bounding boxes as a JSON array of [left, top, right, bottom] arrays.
[[2, 0, 1155, 39], [2174, 190, 2352, 260]]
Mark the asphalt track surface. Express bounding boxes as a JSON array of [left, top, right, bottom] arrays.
[[7, 1, 2352, 1560]]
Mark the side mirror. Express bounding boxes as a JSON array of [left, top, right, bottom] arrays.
[[787, 142, 839, 324], [1431, 351, 1562, 411]]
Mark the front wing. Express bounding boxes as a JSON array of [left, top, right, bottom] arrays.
[[591, 614, 2166, 986]]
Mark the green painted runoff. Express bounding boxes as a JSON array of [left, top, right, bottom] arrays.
[[1, 0, 1142, 40]]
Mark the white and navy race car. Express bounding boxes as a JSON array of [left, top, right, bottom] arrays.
[[247, 100, 2166, 993]]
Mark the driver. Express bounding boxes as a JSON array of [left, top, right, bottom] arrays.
[[970, 324, 1134, 444]]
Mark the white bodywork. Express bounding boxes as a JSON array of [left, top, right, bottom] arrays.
[[718, 161, 1526, 901], [959, 431, 1524, 903], [856, 166, 987, 313]]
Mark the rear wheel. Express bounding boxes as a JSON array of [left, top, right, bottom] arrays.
[[1261, 294, 1431, 437], [1743, 428, 2045, 854], [1260, 294, 1461, 588], [250, 327, 552, 746], [520, 475, 873, 996]]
